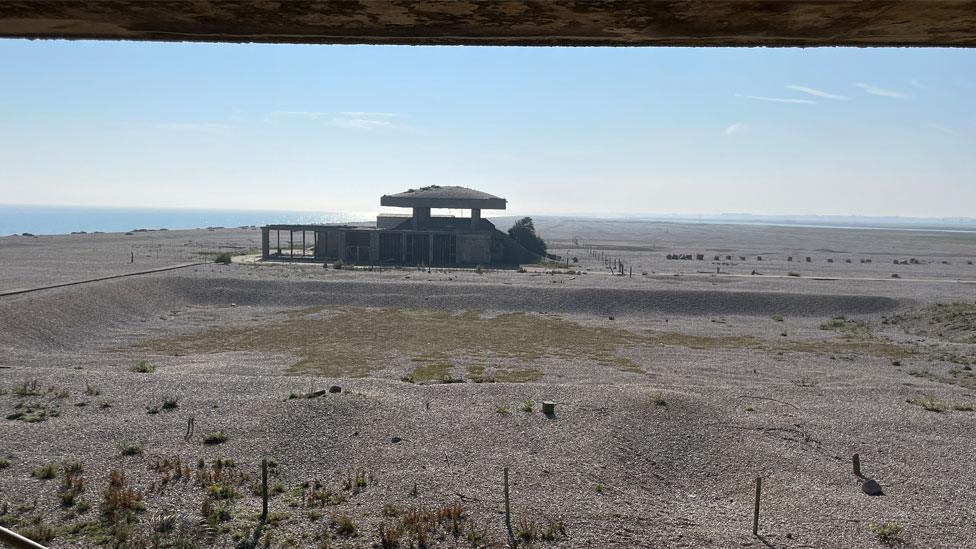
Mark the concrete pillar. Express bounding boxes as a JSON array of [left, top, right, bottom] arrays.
[[261, 227, 270, 259], [413, 207, 431, 229], [471, 208, 481, 228], [369, 231, 379, 263], [337, 230, 347, 261]]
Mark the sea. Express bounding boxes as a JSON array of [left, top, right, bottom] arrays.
[[0, 205, 371, 236], [3, 204, 975, 236]]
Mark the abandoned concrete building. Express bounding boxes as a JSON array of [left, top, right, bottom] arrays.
[[260, 186, 538, 266]]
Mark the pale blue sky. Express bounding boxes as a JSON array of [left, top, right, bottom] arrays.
[[0, 41, 973, 217]]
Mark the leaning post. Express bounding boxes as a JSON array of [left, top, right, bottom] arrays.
[[753, 476, 761, 536]]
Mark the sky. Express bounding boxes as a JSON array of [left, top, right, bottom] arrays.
[[0, 41, 974, 218]]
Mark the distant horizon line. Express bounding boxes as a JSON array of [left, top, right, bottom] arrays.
[[1, 202, 975, 224]]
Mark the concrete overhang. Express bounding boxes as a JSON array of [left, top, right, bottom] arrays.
[[380, 196, 507, 211], [1, 1, 975, 48]]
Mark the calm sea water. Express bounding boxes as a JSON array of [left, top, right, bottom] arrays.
[[0, 205, 368, 236]]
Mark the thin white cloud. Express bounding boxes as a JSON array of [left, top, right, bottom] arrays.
[[855, 83, 909, 99], [926, 123, 958, 136], [157, 122, 233, 134], [725, 122, 748, 136], [785, 85, 850, 101], [266, 110, 406, 130], [737, 94, 815, 105], [910, 79, 928, 90]]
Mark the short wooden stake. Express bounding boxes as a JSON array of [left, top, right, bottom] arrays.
[[852, 453, 861, 477], [504, 467, 516, 548], [261, 458, 269, 521], [752, 476, 761, 536]]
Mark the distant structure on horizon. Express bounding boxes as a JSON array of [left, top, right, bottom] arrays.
[[261, 186, 539, 266]]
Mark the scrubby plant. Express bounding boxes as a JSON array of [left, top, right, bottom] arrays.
[[869, 521, 904, 544], [507, 217, 547, 257], [820, 316, 847, 330], [119, 442, 144, 456], [521, 399, 534, 413], [214, 252, 233, 265], [910, 394, 947, 413], [161, 397, 179, 410], [333, 513, 358, 537], [84, 383, 101, 396], [650, 393, 667, 407], [771, 314, 784, 322], [496, 404, 510, 415], [0, 457, 10, 469], [102, 469, 145, 524], [13, 379, 41, 397], [32, 462, 58, 480], [131, 360, 155, 373], [203, 431, 227, 445], [60, 462, 85, 507]]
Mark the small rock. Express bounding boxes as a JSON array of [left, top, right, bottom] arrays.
[[861, 478, 884, 496], [328, 385, 341, 394], [391, 436, 402, 444]]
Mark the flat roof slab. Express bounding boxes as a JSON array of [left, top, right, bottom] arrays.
[[2, 1, 975, 47]]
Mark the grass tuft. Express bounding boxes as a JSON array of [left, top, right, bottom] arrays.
[[131, 360, 155, 373], [203, 431, 227, 445]]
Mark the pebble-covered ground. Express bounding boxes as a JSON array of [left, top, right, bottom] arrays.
[[1, 221, 974, 548]]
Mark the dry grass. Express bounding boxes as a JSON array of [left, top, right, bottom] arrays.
[[135, 308, 916, 378], [136, 308, 655, 376]]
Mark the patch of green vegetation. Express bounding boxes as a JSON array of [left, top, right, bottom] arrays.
[[495, 404, 510, 415], [136, 308, 652, 377], [119, 442, 144, 456], [203, 431, 227, 445], [869, 521, 904, 544], [0, 457, 10, 469], [7, 400, 59, 423], [13, 379, 42, 397], [136, 308, 919, 380], [908, 394, 947, 413], [909, 369, 976, 391], [650, 393, 667, 407], [130, 360, 155, 373], [819, 316, 872, 338], [32, 462, 57, 479], [520, 399, 534, 413], [407, 362, 453, 383], [770, 314, 783, 322], [214, 252, 233, 265]]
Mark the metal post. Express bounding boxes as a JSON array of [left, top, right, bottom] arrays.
[[753, 476, 761, 536], [0, 526, 49, 549], [853, 454, 861, 477], [504, 467, 516, 548], [261, 458, 269, 521]]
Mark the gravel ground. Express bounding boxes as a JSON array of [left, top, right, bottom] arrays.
[[1, 221, 974, 548]]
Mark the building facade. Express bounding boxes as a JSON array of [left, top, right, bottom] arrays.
[[260, 186, 536, 266]]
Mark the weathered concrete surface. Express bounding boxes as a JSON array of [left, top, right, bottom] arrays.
[[1, 1, 975, 47]]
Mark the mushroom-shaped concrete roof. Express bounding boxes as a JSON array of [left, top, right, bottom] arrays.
[[380, 186, 507, 210]]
